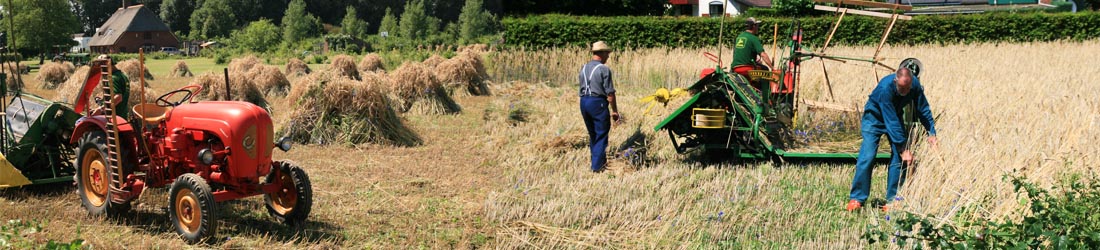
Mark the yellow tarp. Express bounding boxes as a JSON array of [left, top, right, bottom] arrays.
[[0, 153, 30, 188]]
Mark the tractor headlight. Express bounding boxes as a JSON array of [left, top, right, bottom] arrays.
[[276, 137, 292, 152], [198, 149, 215, 165]]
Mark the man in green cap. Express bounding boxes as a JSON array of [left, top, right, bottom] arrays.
[[731, 17, 774, 81]]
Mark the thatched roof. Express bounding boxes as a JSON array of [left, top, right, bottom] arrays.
[[89, 5, 175, 47]]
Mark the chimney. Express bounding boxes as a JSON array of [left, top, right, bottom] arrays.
[[121, 0, 127, 8]]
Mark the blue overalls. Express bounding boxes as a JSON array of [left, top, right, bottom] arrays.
[[578, 60, 614, 172], [850, 74, 936, 204]]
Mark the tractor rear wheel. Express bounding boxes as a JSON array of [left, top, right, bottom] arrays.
[[264, 160, 312, 226], [76, 131, 130, 216], [169, 173, 217, 244]]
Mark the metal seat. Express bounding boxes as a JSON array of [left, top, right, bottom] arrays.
[[131, 103, 171, 124]]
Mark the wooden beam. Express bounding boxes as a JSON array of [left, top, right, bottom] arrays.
[[813, 0, 913, 11], [813, 5, 913, 20]]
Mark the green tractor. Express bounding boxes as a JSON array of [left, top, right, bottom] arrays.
[[0, 78, 82, 188]]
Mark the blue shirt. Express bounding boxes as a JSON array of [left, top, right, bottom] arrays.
[[578, 60, 615, 97], [863, 74, 937, 149]]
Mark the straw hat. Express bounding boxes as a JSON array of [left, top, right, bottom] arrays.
[[591, 41, 613, 53], [746, 17, 762, 27]]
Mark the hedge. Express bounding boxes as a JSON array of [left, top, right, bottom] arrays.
[[502, 12, 1100, 48]]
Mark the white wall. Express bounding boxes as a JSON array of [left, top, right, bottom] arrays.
[[696, 0, 746, 16], [71, 37, 91, 53]]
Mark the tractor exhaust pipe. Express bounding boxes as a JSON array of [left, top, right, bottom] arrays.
[[223, 68, 231, 100]]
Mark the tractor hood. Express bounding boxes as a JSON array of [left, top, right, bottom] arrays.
[[166, 101, 274, 178]]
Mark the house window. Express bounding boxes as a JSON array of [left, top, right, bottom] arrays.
[[709, 1, 725, 17], [144, 32, 152, 40], [679, 5, 693, 16]]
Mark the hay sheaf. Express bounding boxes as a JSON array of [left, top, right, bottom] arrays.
[[247, 65, 291, 96], [330, 54, 360, 80], [169, 60, 194, 77], [282, 71, 421, 146], [55, 66, 91, 103], [228, 55, 262, 73], [357, 53, 385, 73], [115, 59, 154, 80], [35, 62, 73, 89], [190, 72, 268, 109], [457, 44, 490, 54], [422, 54, 446, 67], [387, 62, 461, 114], [435, 51, 491, 96], [285, 58, 312, 76]]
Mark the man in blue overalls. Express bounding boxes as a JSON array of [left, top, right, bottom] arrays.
[[579, 41, 621, 172], [847, 67, 938, 212]]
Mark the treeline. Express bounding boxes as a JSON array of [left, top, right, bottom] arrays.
[[502, 12, 1100, 49]]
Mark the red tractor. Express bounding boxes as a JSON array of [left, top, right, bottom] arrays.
[[71, 60, 312, 243]]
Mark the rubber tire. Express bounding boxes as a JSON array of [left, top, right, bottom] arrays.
[[75, 131, 131, 216], [169, 173, 217, 244], [264, 160, 313, 227]]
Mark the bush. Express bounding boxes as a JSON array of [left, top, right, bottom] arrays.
[[864, 173, 1100, 249], [502, 12, 1100, 48]]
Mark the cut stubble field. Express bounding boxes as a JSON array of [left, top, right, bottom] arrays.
[[2, 40, 1099, 249]]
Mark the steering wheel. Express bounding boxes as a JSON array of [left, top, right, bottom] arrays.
[[156, 85, 203, 107]]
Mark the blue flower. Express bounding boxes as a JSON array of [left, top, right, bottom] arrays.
[[718, 211, 724, 217], [895, 196, 904, 201], [885, 215, 891, 221]]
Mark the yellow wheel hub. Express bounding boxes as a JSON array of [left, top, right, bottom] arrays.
[[175, 189, 201, 233], [81, 149, 108, 207]]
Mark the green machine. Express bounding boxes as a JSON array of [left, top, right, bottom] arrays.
[[0, 75, 82, 188], [654, 21, 925, 161]]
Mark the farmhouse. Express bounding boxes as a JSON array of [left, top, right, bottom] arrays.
[[89, 4, 179, 54], [668, 0, 772, 16]]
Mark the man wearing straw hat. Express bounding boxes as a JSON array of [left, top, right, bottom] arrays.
[[88, 54, 131, 119], [731, 17, 774, 80], [846, 67, 938, 212], [578, 41, 620, 173]]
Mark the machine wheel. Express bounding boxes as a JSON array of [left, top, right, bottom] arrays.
[[264, 160, 313, 227], [169, 173, 217, 244], [76, 131, 130, 216]]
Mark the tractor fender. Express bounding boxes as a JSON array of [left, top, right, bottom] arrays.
[[70, 116, 135, 144]]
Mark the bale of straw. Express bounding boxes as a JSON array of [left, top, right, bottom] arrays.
[[331, 54, 360, 80], [458, 44, 489, 54], [387, 62, 461, 114], [169, 60, 194, 77], [5, 73, 23, 93], [435, 52, 491, 96], [115, 59, 154, 80], [55, 66, 91, 103], [35, 62, 72, 89], [62, 62, 76, 72], [281, 71, 421, 146], [358, 53, 385, 73], [284, 58, 312, 76], [228, 55, 262, 73], [248, 64, 291, 96], [190, 72, 268, 109], [422, 54, 446, 67]]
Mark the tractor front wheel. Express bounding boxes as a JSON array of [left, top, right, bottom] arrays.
[[169, 173, 217, 244], [264, 160, 312, 226], [76, 131, 130, 216]]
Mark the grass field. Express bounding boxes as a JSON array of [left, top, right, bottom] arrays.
[[1, 40, 1098, 248]]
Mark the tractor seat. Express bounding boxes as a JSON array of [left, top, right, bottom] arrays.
[[132, 103, 171, 124]]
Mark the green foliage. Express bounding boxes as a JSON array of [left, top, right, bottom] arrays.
[[4, 0, 80, 54], [502, 13, 1100, 48], [458, 0, 499, 44], [0, 219, 83, 249], [379, 7, 399, 37], [772, 0, 816, 16], [190, 0, 237, 39], [232, 19, 282, 53], [503, 0, 667, 16], [160, 0, 197, 34], [71, 0, 122, 34], [341, 7, 370, 40], [398, 0, 441, 40], [282, 0, 322, 44], [864, 174, 1100, 249]]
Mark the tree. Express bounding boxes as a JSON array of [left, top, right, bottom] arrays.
[[282, 0, 321, 44], [5, 0, 80, 60], [458, 0, 497, 44], [378, 7, 398, 37], [189, 0, 236, 39], [231, 19, 281, 52], [160, 0, 198, 35], [772, 0, 815, 16], [398, 0, 440, 40], [340, 6, 369, 40], [70, 0, 119, 34]]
